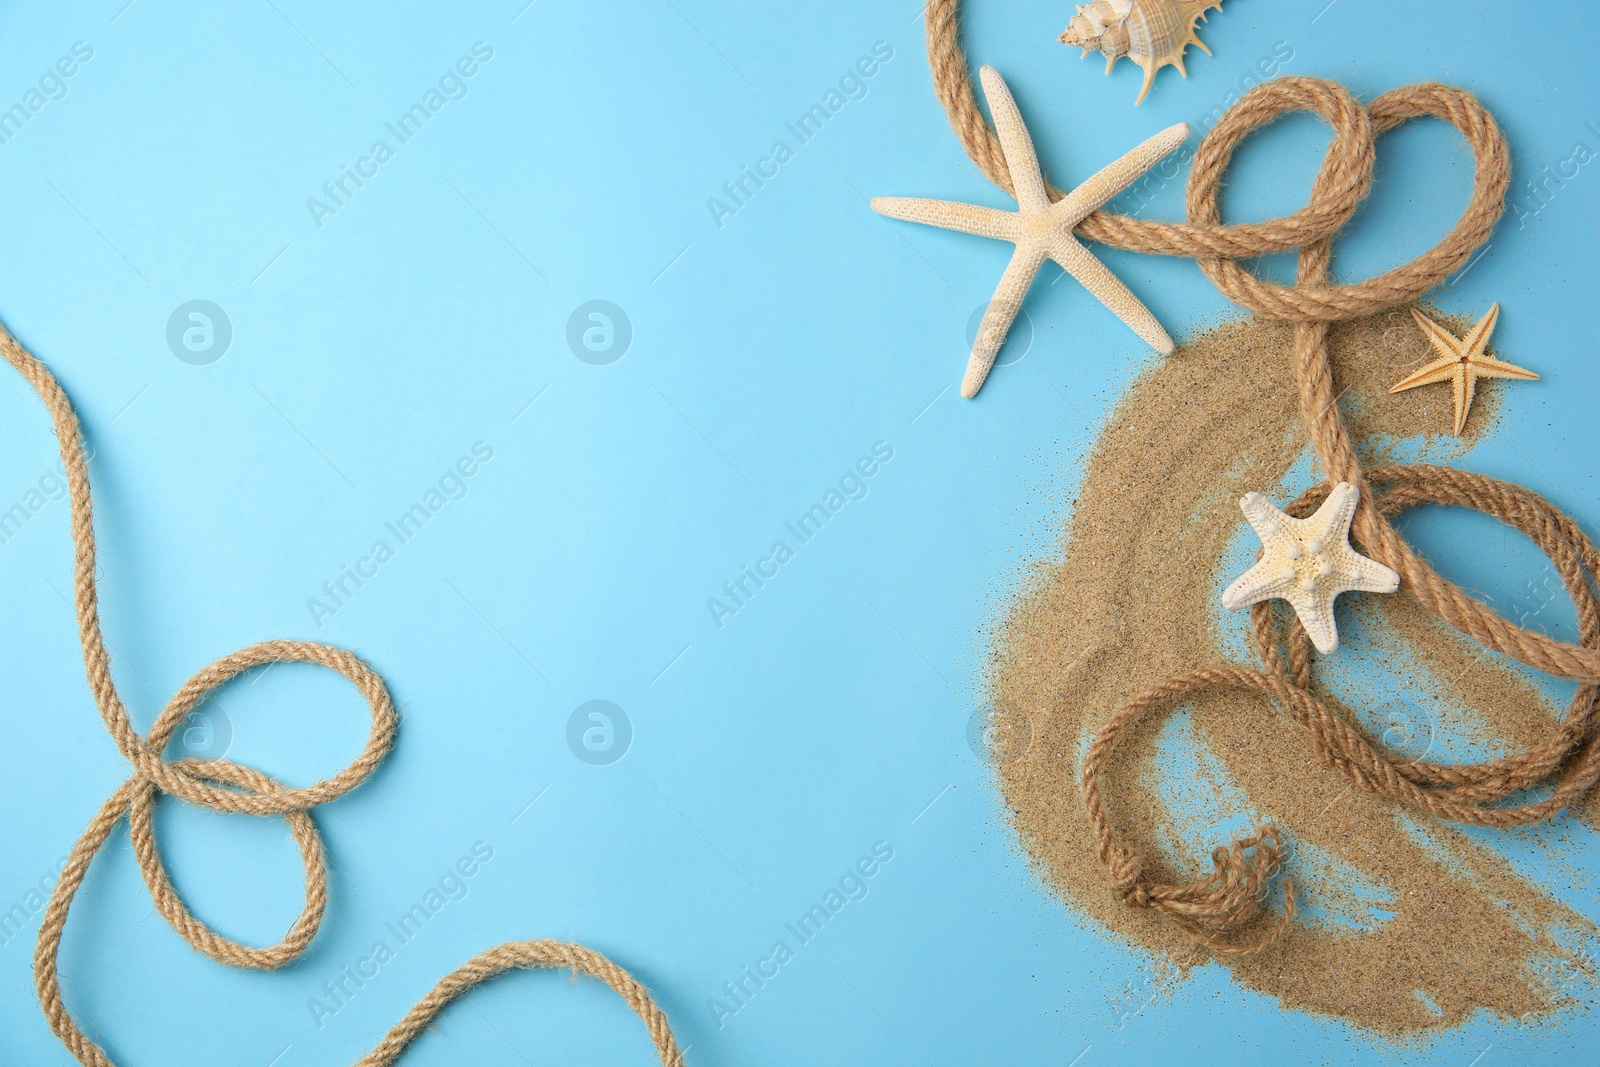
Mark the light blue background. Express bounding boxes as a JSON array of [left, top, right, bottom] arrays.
[[1, 1, 1596, 1064]]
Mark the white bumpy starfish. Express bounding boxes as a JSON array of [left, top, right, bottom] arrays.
[[1221, 482, 1400, 655], [873, 65, 1188, 397]]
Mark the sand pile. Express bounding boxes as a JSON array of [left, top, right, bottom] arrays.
[[987, 308, 1597, 1031]]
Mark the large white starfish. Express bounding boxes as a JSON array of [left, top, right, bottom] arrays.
[[873, 65, 1188, 397], [1221, 482, 1400, 655]]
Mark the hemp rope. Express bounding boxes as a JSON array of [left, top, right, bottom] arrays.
[[1, 328, 683, 1064], [926, 0, 1600, 951]]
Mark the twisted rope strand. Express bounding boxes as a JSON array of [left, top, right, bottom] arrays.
[[2, 327, 682, 1064], [923, 0, 1600, 951], [354, 941, 683, 1067]]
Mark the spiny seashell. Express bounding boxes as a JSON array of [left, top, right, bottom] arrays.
[[1060, 0, 1224, 105]]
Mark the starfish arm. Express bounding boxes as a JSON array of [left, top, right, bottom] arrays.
[[962, 244, 1047, 398], [1048, 234, 1174, 353], [1312, 481, 1359, 543], [1388, 355, 1459, 393], [978, 66, 1050, 214], [1335, 549, 1401, 595], [1410, 309, 1463, 362], [871, 197, 1020, 242], [1461, 302, 1499, 356], [1453, 365, 1474, 435], [1221, 558, 1296, 611], [1467, 356, 1540, 381], [1286, 591, 1341, 654], [1238, 491, 1297, 545], [1051, 123, 1191, 225]]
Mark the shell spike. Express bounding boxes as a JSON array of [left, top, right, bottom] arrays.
[[1134, 57, 1158, 105]]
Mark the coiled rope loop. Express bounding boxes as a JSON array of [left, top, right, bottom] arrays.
[[2, 324, 683, 1065]]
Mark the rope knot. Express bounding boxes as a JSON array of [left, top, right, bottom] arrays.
[[35, 637, 404, 1012]]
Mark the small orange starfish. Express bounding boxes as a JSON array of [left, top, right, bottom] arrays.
[[1389, 304, 1538, 435]]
